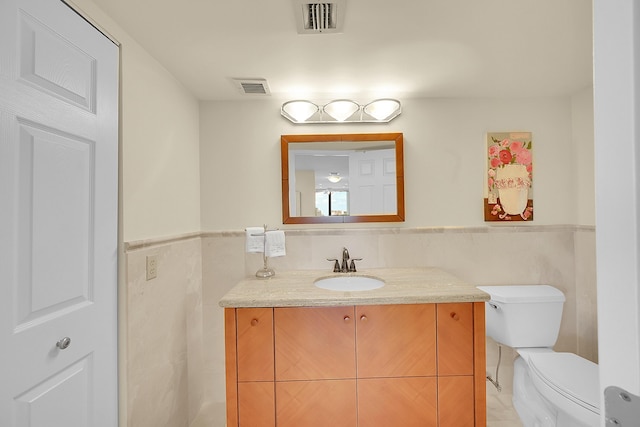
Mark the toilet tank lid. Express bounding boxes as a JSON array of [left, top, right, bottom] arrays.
[[477, 285, 565, 303]]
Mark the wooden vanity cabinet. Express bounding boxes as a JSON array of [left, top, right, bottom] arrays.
[[357, 376, 438, 426], [227, 308, 275, 427], [436, 303, 479, 426], [274, 307, 358, 426], [224, 302, 486, 427], [274, 306, 356, 380], [437, 303, 474, 375], [236, 308, 274, 381], [356, 304, 437, 378], [276, 379, 357, 427], [354, 304, 438, 426]]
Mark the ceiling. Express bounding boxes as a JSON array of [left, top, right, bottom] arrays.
[[90, 0, 593, 102]]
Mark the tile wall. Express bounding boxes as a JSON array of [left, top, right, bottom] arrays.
[[123, 225, 596, 427], [124, 235, 204, 427]]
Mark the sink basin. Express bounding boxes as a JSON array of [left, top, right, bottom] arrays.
[[314, 275, 385, 291]]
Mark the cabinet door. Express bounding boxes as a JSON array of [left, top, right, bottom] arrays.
[[357, 377, 437, 427], [275, 306, 356, 380], [356, 304, 436, 378], [224, 308, 239, 427], [237, 308, 274, 381], [276, 380, 357, 427], [238, 382, 275, 427], [438, 376, 475, 426], [437, 303, 474, 376]]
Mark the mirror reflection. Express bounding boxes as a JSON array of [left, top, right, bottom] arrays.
[[281, 133, 405, 224]]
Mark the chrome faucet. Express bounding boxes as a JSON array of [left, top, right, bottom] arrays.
[[341, 247, 350, 272], [327, 247, 362, 273]]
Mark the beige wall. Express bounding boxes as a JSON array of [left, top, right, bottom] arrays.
[[124, 237, 204, 427], [69, 0, 202, 243], [295, 169, 317, 216], [120, 52, 201, 241], [572, 87, 596, 226], [200, 93, 593, 230]]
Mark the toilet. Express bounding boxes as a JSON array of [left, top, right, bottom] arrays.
[[477, 285, 600, 427]]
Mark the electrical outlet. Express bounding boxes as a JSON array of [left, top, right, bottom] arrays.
[[146, 255, 158, 280]]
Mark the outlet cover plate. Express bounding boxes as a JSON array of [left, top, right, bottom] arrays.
[[146, 255, 158, 280]]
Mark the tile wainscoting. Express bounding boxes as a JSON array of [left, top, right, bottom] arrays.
[[122, 225, 596, 427], [123, 234, 204, 427]]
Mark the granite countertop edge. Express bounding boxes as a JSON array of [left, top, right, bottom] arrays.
[[219, 267, 490, 308]]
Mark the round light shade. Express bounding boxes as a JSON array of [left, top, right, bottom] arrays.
[[363, 99, 401, 121], [282, 100, 319, 122], [327, 172, 342, 183], [323, 99, 359, 121]]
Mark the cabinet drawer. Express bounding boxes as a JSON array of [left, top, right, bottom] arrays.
[[237, 308, 274, 381], [437, 303, 474, 376]]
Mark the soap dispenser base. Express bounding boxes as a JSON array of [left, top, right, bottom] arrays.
[[256, 267, 275, 279]]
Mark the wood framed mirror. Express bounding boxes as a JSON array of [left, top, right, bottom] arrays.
[[281, 133, 405, 224]]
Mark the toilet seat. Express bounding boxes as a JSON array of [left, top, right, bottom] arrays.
[[527, 352, 600, 416]]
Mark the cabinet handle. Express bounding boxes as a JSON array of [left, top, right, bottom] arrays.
[[343, 315, 351, 322], [450, 312, 460, 321], [360, 315, 368, 322], [56, 337, 71, 350], [251, 318, 259, 326]]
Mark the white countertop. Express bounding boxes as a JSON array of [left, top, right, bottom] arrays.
[[218, 267, 490, 308]]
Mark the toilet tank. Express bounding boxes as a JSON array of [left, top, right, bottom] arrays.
[[477, 285, 566, 348]]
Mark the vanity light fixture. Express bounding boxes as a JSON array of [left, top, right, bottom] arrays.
[[323, 100, 359, 121], [363, 99, 402, 121], [281, 98, 401, 123], [281, 100, 318, 122]]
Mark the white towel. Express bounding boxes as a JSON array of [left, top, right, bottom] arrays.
[[245, 227, 264, 253], [265, 230, 286, 257]]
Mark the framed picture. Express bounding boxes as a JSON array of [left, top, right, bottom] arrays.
[[484, 132, 533, 221]]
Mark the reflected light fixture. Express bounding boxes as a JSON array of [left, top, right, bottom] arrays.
[[327, 172, 342, 183], [281, 98, 401, 123]]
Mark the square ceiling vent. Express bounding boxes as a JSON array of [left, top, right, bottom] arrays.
[[294, 0, 346, 34], [231, 78, 271, 96]]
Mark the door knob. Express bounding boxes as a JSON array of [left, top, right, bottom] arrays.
[[56, 337, 71, 350]]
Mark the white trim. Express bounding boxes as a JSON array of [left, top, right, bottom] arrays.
[[594, 0, 640, 423]]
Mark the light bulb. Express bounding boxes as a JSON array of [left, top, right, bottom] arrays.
[[323, 100, 359, 121], [282, 100, 319, 122], [327, 172, 342, 183], [363, 99, 401, 121]]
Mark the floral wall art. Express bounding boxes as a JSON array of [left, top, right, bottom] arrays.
[[485, 132, 533, 221]]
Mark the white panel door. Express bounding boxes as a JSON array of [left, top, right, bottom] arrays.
[[348, 148, 397, 215], [0, 0, 119, 426]]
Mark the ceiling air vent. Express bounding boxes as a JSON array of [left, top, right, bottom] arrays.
[[231, 78, 271, 96], [294, 0, 345, 34]]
